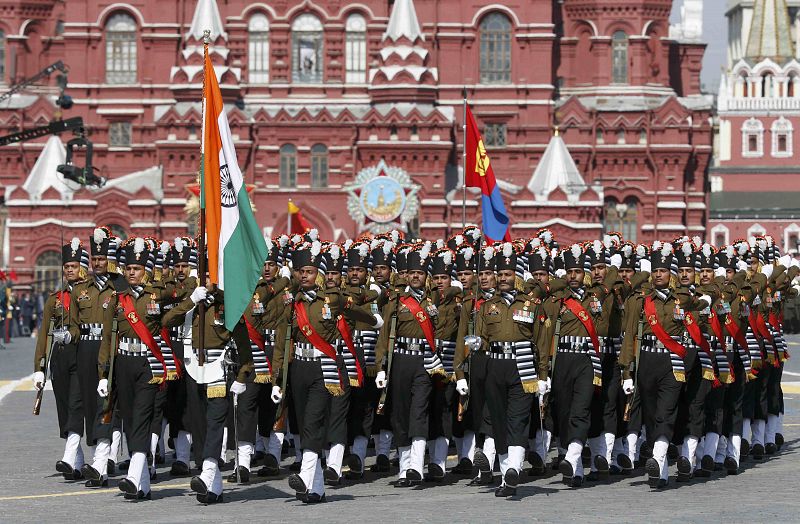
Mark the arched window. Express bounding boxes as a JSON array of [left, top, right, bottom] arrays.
[[771, 116, 793, 157], [248, 13, 270, 84], [311, 144, 328, 188], [611, 31, 628, 84], [292, 14, 323, 83], [761, 73, 775, 97], [105, 13, 137, 84], [108, 224, 128, 240], [345, 13, 367, 84], [35, 250, 61, 292], [280, 144, 297, 188], [604, 198, 638, 242], [479, 13, 512, 84]]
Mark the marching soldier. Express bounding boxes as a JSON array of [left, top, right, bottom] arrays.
[[68, 227, 125, 487], [34, 238, 89, 480], [619, 242, 712, 489]]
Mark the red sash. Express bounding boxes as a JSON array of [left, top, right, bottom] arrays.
[[57, 290, 71, 312], [244, 318, 271, 375], [685, 312, 712, 355], [768, 311, 787, 362], [644, 296, 686, 359], [336, 315, 364, 386], [709, 312, 727, 352], [294, 302, 338, 362], [160, 327, 183, 377], [563, 297, 600, 355], [475, 297, 486, 311], [399, 296, 437, 352], [724, 314, 749, 353], [118, 294, 168, 376], [755, 312, 773, 342]]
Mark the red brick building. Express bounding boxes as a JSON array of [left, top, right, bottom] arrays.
[[0, 0, 712, 287], [710, 0, 800, 253]]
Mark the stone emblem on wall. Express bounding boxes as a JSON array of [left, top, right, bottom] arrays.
[[344, 159, 420, 233]]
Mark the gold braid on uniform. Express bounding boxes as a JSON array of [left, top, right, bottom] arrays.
[[583, 272, 593, 287]]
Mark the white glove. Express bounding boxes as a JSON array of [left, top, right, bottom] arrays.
[[53, 329, 71, 345], [736, 260, 749, 272], [456, 379, 469, 396], [698, 295, 712, 308], [375, 371, 387, 389], [370, 283, 382, 294], [229, 381, 246, 396], [270, 385, 283, 404], [33, 371, 45, 390], [523, 271, 533, 282], [97, 379, 109, 398], [792, 258, 800, 269], [190, 286, 208, 305], [537, 377, 550, 396], [465, 335, 482, 351], [779, 254, 792, 268], [279, 265, 292, 279], [639, 259, 652, 273], [610, 254, 622, 269], [450, 280, 463, 290], [761, 264, 774, 279], [622, 379, 634, 395], [189, 268, 198, 278], [792, 284, 800, 295], [715, 267, 727, 278], [372, 313, 384, 330], [555, 269, 566, 278]]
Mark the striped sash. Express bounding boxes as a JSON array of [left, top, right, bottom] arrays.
[[489, 340, 539, 394], [641, 334, 686, 382], [557, 335, 602, 386]]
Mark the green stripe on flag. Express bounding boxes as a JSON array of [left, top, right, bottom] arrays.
[[222, 185, 268, 331]]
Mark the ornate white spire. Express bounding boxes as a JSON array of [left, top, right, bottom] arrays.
[[527, 133, 587, 202], [746, 0, 795, 63], [384, 0, 423, 42], [186, 0, 227, 42]]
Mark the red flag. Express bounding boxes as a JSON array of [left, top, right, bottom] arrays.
[[288, 200, 313, 235], [464, 106, 511, 242]]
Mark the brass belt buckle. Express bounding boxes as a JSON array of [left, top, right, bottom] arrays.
[[302, 346, 314, 358], [409, 342, 420, 353], [130, 342, 141, 353]]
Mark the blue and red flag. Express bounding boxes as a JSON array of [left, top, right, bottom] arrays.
[[465, 105, 511, 242]]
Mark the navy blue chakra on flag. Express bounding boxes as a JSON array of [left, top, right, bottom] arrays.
[[219, 164, 237, 208]]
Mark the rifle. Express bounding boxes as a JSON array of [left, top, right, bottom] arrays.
[[101, 317, 119, 424], [376, 292, 399, 415], [543, 307, 563, 410], [32, 318, 55, 415], [623, 312, 645, 422], [458, 238, 483, 421], [273, 300, 296, 428]]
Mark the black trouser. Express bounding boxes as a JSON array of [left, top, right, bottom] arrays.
[[347, 384, 374, 443], [388, 353, 431, 447], [203, 396, 228, 461], [723, 352, 746, 437], [150, 387, 168, 441], [50, 342, 84, 438], [673, 347, 712, 443], [638, 351, 682, 446], [428, 377, 455, 440], [185, 374, 209, 466], [551, 351, 595, 449], [326, 382, 351, 447], [290, 358, 332, 453], [485, 358, 533, 455], [115, 355, 158, 454], [767, 359, 783, 416], [166, 377, 189, 439], [233, 382, 262, 445], [704, 384, 725, 435], [589, 352, 621, 437], [466, 351, 489, 437], [742, 364, 769, 421], [76, 339, 102, 444]]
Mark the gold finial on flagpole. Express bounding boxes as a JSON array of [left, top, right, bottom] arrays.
[[203, 29, 211, 45]]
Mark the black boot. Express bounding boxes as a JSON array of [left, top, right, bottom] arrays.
[[258, 454, 280, 477], [170, 461, 190, 477], [226, 466, 250, 484]]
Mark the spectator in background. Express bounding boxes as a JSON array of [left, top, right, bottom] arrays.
[[21, 293, 34, 337]]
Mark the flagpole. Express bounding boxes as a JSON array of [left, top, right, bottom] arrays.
[[287, 199, 292, 236], [197, 29, 211, 366], [461, 87, 467, 229]]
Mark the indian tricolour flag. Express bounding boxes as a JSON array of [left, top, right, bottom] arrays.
[[202, 46, 267, 330]]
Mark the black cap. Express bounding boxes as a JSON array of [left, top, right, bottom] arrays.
[[322, 244, 343, 274], [495, 242, 518, 273], [370, 240, 394, 268], [674, 240, 696, 269], [528, 246, 551, 273], [120, 238, 155, 272], [584, 240, 609, 268], [90, 226, 114, 257], [716, 246, 737, 271], [345, 242, 370, 269], [293, 241, 324, 270], [561, 244, 586, 271], [431, 248, 455, 276], [406, 243, 432, 273], [62, 237, 88, 268], [650, 241, 675, 272], [697, 243, 717, 269], [455, 246, 477, 272]]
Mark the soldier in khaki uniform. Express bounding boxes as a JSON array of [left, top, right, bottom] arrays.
[[270, 241, 375, 503], [537, 243, 620, 486], [34, 238, 89, 481], [471, 242, 543, 497], [228, 237, 291, 484], [93, 238, 173, 500], [68, 227, 125, 487], [374, 242, 444, 488], [162, 271, 255, 503], [619, 242, 712, 489]]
